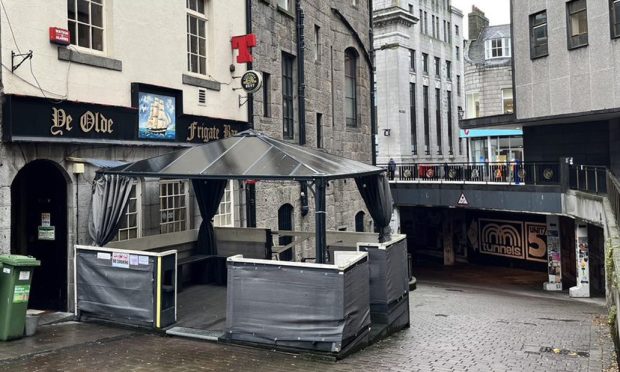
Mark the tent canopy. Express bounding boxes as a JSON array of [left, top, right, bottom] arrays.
[[98, 130, 383, 181]]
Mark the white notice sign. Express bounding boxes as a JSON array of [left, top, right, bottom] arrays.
[[97, 252, 111, 260], [19, 271, 30, 281], [138, 256, 149, 265], [112, 252, 130, 268], [457, 193, 469, 206]]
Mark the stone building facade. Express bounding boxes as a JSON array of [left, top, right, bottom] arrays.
[[0, 0, 248, 311], [249, 0, 375, 252], [374, 0, 466, 165]]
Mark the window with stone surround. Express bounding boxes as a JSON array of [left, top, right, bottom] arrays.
[[213, 181, 234, 227], [68, 0, 104, 51], [423, 85, 430, 154], [187, 0, 207, 75], [159, 180, 190, 234], [114, 181, 141, 241], [435, 88, 442, 154], [278, 0, 291, 12], [422, 53, 429, 74], [567, 0, 588, 49], [485, 38, 511, 59], [447, 91, 453, 154], [345, 48, 358, 128], [530, 10, 548, 58], [282, 52, 295, 139], [612, 0, 620, 38], [409, 49, 416, 71], [502, 88, 514, 114], [466, 92, 480, 118], [410, 83, 417, 155]]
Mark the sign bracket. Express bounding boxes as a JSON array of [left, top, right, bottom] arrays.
[[11, 50, 33, 72]]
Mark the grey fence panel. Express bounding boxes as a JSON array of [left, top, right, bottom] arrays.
[[76, 250, 155, 323]]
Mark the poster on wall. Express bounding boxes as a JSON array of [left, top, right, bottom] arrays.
[[478, 219, 548, 262], [479, 219, 525, 259], [547, 230, 561, 283], [138, 92, 176, 140], [525, 223, 548, 262]]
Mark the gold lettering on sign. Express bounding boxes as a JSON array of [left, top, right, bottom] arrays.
[[80, 111, 113, 134], [186, 122, 238, 143], [50, 108, 73, 136], [223, 125, 237, 138]]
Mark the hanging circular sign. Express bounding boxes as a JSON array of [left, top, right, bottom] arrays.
[[240, 70, 263, 94]]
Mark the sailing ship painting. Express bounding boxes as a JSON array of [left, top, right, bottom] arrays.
[[138, 92, 176, 140]]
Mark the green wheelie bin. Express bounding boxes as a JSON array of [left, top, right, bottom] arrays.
[[0, 255, 41, 341]]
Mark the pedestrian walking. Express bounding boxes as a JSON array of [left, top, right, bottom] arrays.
[[388, 158, 396, 180]]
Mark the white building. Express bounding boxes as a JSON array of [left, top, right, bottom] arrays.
[[0, 0, 248, 311], [374, 0, 466, 165]]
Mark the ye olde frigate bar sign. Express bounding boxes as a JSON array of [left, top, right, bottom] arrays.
[[2, 93, 248, 145]]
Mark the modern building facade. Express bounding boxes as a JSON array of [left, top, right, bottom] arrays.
[[374, 0, 466, 165], [249, 0, 375, 245], [0, 0, 250, 311], [462, 6, 521, 163], [508, 0, 620, 172]]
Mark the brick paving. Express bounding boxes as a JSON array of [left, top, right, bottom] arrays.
[[0, 266, 617, 372]]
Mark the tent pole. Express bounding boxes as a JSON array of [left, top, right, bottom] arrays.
[[315, 178, 327, 264]]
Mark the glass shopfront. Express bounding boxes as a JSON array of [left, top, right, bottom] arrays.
[[460, 129, 523, 163]]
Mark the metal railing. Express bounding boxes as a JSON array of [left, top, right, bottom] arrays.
[[570, 165, 607, 194], [381, 161, 561, 186], [607, 171, 620, 227]]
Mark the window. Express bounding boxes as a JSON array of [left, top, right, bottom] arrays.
[[502, 88, 514, 114], [420, 10, 424, 34], [317, 113, 323, 148], [187, 0, 207, 74], [456, 46, 460, 60], [410, 83, 417, 155], [345, 48, 358, 127], [530, 11, 548, 58], [456, 75, 461, 95], [447, 91, 453, 154], [612, 0, 620, 38], [485, 38, 511, 59], [422, 53, 429, 74], [278, 0, 291, 11], [160, 180, 190, 234], [282, 53, 295, 139], [455, 24, 459, 36], [434, 57, 441, 78], [409, 49, 416, 71], [352, 0, 357, 6], [466, 92, 480, 118], [567, 0, 588, 49], [67, 0, 104, 51], [314, 25, 321, 62], [263, 72, 271, 117], [355, 211, 365, 232], [443, 20, 447, 41], [424, 12, 428, 34], [436, 17, 440, 39], [409, 4, 414, 13], [114, 181, 141, 241], [432, 15, 436, 38], [435, 88, 442, 154], [423, 86, 430, 154], [446, 60, 451, 80], [213, 181, 234, 227], [447, 21, 451, 43], [277, 204, 294, 246]]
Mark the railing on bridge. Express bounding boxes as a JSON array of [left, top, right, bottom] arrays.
[[570, 165, 607, 194], [380, 161, 561, 186], [607, 171, 620, 227]]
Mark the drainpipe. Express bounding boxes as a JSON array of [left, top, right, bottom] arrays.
[[368, 0, 377, 165], [296, 2, 306, 145], [245, 0, 256, 227]]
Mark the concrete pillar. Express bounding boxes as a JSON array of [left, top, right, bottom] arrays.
[[569, 221, 590, 298], [543, 215, 562, 291], [443, 211, 455, 266]]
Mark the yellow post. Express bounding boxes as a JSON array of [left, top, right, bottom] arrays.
[[156, 256, 162, 328]]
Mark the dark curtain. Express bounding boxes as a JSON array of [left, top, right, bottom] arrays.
[[355, 174, 394, 243], [192, 179, 228, 255], [89, 174, 134, 246]]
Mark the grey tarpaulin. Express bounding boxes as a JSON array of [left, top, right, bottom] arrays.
[[359, 236, 410, 328], [355, 174, 394, 242], [89, 174, 134, 246], [76, 250, 154, 323], [225, 258, 371, 353]]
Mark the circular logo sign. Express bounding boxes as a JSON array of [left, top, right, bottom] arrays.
[[241, 70, 263, 94], [425, 168, 435, 178], [543, 168, 554, 180]]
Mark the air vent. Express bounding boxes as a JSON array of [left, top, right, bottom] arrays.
[[198, 89, 206, 106]]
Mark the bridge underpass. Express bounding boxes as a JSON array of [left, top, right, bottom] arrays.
[[387, 161, 608, 297]]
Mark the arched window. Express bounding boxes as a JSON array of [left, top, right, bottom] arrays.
[[344, 48, 358, 127], [278, 204, 294, 261], [355, 211, 365, 232]]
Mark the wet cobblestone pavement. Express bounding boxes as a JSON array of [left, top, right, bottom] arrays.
[[1, 267, 618, 372]]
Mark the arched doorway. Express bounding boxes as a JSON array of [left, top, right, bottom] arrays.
[[11, 160, 69, 311], [355, 211, 365, 232], [277, 204, 294, 261]]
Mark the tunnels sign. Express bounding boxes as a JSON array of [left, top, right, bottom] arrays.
[[478, 219, 547, 262]]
